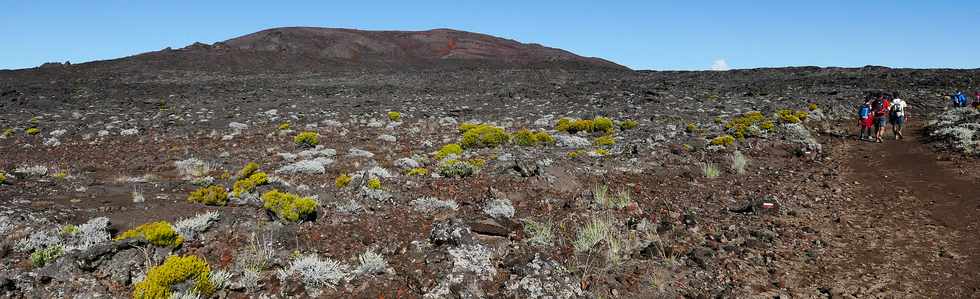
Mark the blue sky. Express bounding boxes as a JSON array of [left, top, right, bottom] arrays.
[[2, 1, 978, 70]]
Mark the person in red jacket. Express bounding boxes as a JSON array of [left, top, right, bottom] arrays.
[[872, 94, 891, 143]]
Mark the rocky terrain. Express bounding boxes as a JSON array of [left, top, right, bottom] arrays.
[[1, 27, 979, 298]]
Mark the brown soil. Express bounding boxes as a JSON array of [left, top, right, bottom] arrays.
[[813, 126, 980, 297]]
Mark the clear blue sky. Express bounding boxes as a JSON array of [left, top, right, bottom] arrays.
[[2, 0, 978, 70]]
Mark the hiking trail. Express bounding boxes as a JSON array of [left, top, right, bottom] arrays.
[[815, 126, 980, 297]]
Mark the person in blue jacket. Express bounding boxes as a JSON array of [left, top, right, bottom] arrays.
[[858, 99, 873, 140], [954, 91, 968, 107]]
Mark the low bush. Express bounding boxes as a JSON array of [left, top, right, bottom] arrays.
[[277, 122, 291, 130], [133, 255, 213, 299], [438, 159, 477, 178], [725, 111, 774, 138], [593, 117, 614, 133], [115, 221, 183, 247], [555, 118, 573, 132], [335, 173, 352, 188], [238, 162, 259, 178], [261, 190, 317, 222], [435, 143, 463, 160], [406, 167, 429, 176], [233, 163, 268, 197], [776, 109, 809, 124], [294, 131, 320, 147], [514, 129, 555, 146], [0, 172, 6, 184], [593, 135, 615, 146], [533, 131, 555, 144], [710, 135, 736, 146], [387, 111, 401, 121], [30, 245, 63, 267], [61, 224, 79, 236], [458, 122, 479, 133], [571, 119, 595, 134], [26, 127, 40, 135], [808, 103, 819, 111], [686, 123, 699, 134], [188, 185, 228, 206], [618, 119, 639, 130], [367, 178, 382, 190], [460, 124, 510, 148], [2, 128, 12, 138]]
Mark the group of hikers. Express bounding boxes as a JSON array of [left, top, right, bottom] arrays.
[[857, 92, 908, 143], [857, 90, 980, 143], [950, 90, 980, 108]]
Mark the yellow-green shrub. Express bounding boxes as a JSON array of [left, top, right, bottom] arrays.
[[513, 129, 536, 146], [514, 129, 555, 146], [710, 135, 736, 146], [277, 122, 291, 130], [30, 245, 63, 267], [407, 168, 429, 176], [725, 111, 773, 139], [133, 255, 213, 299], [555, 118, 573, 132], [261, 190, 317, 222], [467, 158, 486, 168], [571, 119, 594, 134], [26, 127, 40, 135], [293, 131, 319, 147], [556, 117, 600, 134], [460, 124, 509, 148], [188, 185, 228, 206], [808, 103, 819, 111], [776, 109, 808, 124], [458, 122, 481, 133], [367, 177, 382, 190], [593, 117, 614, 133], [686, 123, 699, 134], [593, 149, 610, 156], [61, 224, 79, 236], [618, 119, 639, 130], [437, 159, 477, 178], [435, 143, 463, 160], [533, 131, 555, 144], [2, 128, 12, 138], [233, 173, 267, 196], [115, 221, 183, 247], [238, 162, 259, 178], [0, 172, 6, 184], [335, 173, 352, 188], [387, 111, 402, 121], [593, 135, 615, 146], [233, 163, 267, 197]]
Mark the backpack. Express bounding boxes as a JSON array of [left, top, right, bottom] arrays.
[[892, 100, 905, 117], [859, 105, 870, 119], [872, 99, 884, 113]]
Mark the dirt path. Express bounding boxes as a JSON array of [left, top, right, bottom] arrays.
[[815, 127, 980, 297]]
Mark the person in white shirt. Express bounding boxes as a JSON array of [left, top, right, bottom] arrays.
[[889, 93, 908, 140]]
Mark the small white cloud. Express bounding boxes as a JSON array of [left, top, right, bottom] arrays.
[[711, 59, 730, 71]]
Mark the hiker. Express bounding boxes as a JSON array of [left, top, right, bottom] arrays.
[[953, 91, 968, 108], [890, 93, 908, 140], [858, 99, 873, 140], [974, 91, 980, 108], [872, 94, 890, 143]]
